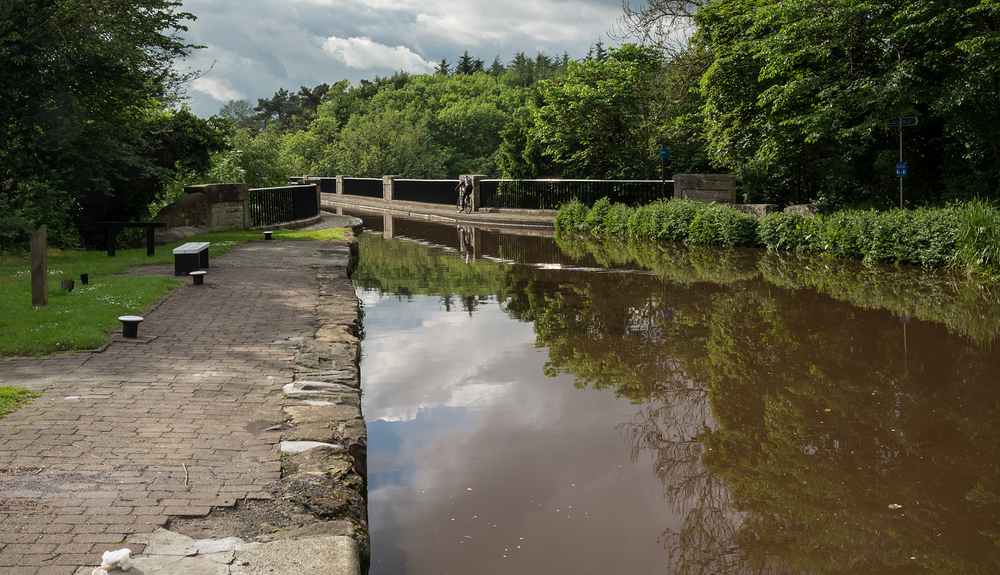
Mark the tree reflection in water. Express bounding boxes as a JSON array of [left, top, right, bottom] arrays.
[[353, 224, 1000, 574]]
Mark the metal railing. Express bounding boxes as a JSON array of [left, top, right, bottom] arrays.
[[394, 179, 457, 205], [288, 177, 338, 195], [480, 179, 673, 210], [341, 178, 383, 198], [248, 185, 319, 227]]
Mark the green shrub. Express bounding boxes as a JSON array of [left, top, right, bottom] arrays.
[[685, 204, 723, 245], [953, 199, 1000, 278], [554, 197, 998, 278], [657, 198, 701, 241], [816, 210, 875, 260], [907, 206, 960, 268], [582, 197, 613, 231], [555, 199, 590, 231], [626, 204, 655, 237], [686, 203, 760, 247], [760, 212, 814, 252], [718, 207, 761, 247], [603, 202, 632, 235]]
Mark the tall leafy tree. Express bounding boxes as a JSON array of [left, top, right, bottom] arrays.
[[695, 0, 1000, 206], [218, 99, 257, 131], [331, 110, 446, 178], [499, 44, 664, 179], [1, 0, 214, 248]]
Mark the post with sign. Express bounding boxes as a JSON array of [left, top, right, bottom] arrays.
[[888, 117, 918, 209], [660, 148, 670, 197]]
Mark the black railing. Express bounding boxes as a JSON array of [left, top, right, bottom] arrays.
[[394, 179, 458, 205], [480, 179, 672, 210], [341, 178, 383, 198], [288, 177, 338, 194], [248, 185, 319, 227]]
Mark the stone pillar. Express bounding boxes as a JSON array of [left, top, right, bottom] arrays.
[[335, 175, 348, 196], [673, 174, 737, 203], [182, 183, 250, 231], [30, 225, 47, 307], [460, 174, 487, 211], [382, 175, 398, 202]]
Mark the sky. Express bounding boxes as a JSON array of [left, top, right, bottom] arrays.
[[175, 0, 631, 118]]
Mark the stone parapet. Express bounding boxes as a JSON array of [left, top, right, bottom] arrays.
[[784, 204, 831, 217], [731, 204, 780, 219], [154, 182, 251, 237], [673, 174, 737, 203]]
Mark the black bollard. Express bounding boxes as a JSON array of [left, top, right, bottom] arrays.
[[118, 315, 143, 338]]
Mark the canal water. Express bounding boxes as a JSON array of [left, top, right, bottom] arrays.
[[347, 209, 1000, 574]]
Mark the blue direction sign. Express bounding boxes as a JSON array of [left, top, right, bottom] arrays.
[[660, 148, 670, 159], [888, 117, 919, 128], [896, 162, 908, 178]]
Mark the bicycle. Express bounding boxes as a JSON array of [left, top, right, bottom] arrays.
[[457, 190, 473, 214]]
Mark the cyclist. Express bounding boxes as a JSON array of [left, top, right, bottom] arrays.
[[455, 176, 473, 213]]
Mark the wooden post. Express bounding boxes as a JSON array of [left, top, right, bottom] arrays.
[[30, 225, 47, 306]]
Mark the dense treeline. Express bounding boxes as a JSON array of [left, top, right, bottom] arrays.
[[247, 0, 1000, 206], [215, 47, 600, 180], [7, 0, 1000, 252]]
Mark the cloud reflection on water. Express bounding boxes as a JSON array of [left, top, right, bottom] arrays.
[[360, 291, 682, 575]]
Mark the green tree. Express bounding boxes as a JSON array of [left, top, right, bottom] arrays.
[[331, 110, 445, 178], [501, 44, 664, 179], [488, 56, 505, 76], [277, 71, 528, 178], [455, 50, 475, 74], [0, 0, 207, 249], [435, 58, 451, 76], [694, 0, 1000, 207], [218, 99, 257, 131], [205, 127, 290, 188]]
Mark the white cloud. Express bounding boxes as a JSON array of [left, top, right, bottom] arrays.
[[176, 0, 627, 117], [190, 76, 244, 102], [322, 36, 436, 73]]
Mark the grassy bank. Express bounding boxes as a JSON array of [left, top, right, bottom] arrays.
[[555, 198, 1000, 279], [0, 227, 351, 358]]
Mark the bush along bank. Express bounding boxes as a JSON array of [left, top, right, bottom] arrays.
[[554, 197, 1000, 279]]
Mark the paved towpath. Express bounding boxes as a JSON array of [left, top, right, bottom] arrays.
[[0, 238, 349, 574]]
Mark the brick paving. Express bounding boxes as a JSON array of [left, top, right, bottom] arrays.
[[0, 240, 342, 574]]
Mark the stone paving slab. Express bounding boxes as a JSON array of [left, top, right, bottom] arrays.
[[0, 240, 353, 575]]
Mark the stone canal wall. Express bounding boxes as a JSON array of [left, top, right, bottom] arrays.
[[270, 242, 371, 570]]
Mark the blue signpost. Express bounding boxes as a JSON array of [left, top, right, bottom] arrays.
[[889, 117, 918, 208], [660, 148, 670, 196]]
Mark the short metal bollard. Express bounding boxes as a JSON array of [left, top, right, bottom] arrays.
[[118, 315, 144, 338], [190, 270, 207, 285], [263, 231, 274, 240]]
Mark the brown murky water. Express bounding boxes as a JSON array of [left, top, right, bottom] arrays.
[[349, 209, 1000, 574]]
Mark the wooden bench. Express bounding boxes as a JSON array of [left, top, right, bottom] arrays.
[[98, 221, 166, 257], [172, 242, 210, 276]]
